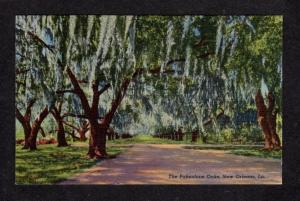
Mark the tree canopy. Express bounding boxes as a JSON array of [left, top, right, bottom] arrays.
[[15, 15, 282, 152]]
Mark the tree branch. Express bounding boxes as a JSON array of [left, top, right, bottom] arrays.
[[25, 99, 36, 117], [98, 83, 111, 96], [16, 107, 25, 124], [27, 31, 55, 54], [91, 80, 100, 114], [39, 126, 46, 137], [58, 101, 63, 114], [65, 130, 80, 140], [65, 67, 91, 115], [63, 121, 80, 131], [35, 107, 49, 125]]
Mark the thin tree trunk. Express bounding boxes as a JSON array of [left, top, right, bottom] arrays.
[[191, 131, 198, 142], [56, 120, 68, 147], [178, 129, 183, 141], [23, 127, 31, 149], [51, 106, 68, 147], [79, 129, 87, 141]]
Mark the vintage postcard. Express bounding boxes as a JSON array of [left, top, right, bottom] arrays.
[[15, 15, 282, 185]]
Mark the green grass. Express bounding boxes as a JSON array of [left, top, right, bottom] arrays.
[[15, 143, 126, 184], [183, 145, 282, 159], [229, 148, 282, 159], [16, 129, 23, 140], [108, 134, 203, 145]]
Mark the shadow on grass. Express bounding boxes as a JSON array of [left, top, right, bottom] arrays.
[[15, 144, 126, 184]]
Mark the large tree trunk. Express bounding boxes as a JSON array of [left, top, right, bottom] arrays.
[[96, 124, 108, 156], [17, 117, 31, 149], [28, 107, 49, 150], [64, 67, 140, 159], [22, 126, 31, 149], [267, 92, 281, 149], [16, 100, 35, 149], [255, 90, 281, 150], [87, 120, 108, 159], [28, 124, 40, 150]]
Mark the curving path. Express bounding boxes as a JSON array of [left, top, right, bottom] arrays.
[[59, 144, 282, 185]]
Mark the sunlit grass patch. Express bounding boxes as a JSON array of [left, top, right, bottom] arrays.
[[108, 134, 202, 145], [15, 143, 126, 184], [183, 145, 282, 159], [229, 148, 282, 159]]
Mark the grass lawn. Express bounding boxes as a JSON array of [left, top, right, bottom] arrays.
[[183, 145, 282, 159], [108, 134, 200, 145], [228, 148, 282, 159], [15, 143, 126, 184]]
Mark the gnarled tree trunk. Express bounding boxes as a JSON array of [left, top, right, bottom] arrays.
[[16, 100, 35, 149], [266, 92, 281, 149], [28, 107, 49, 150], [61, 67, 142, 159], [87, 120, 108, 158], [255, 90, 281, 150], [16, 114, 31, 149]]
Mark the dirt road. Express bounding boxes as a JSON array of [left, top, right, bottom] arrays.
[[59, 144, 281, 184]]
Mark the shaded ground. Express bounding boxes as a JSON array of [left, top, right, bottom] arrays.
[[15, 144, 125, 184], [60, 144, 281, 184]]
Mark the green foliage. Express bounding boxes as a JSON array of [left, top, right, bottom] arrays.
[[15, 15, 283, 149], [204, 125, 264, 144]]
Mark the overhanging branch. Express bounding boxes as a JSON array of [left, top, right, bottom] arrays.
[[27, 31, 55, 54], [98, 83, 111, 95], [63, 121, 80, 131]]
